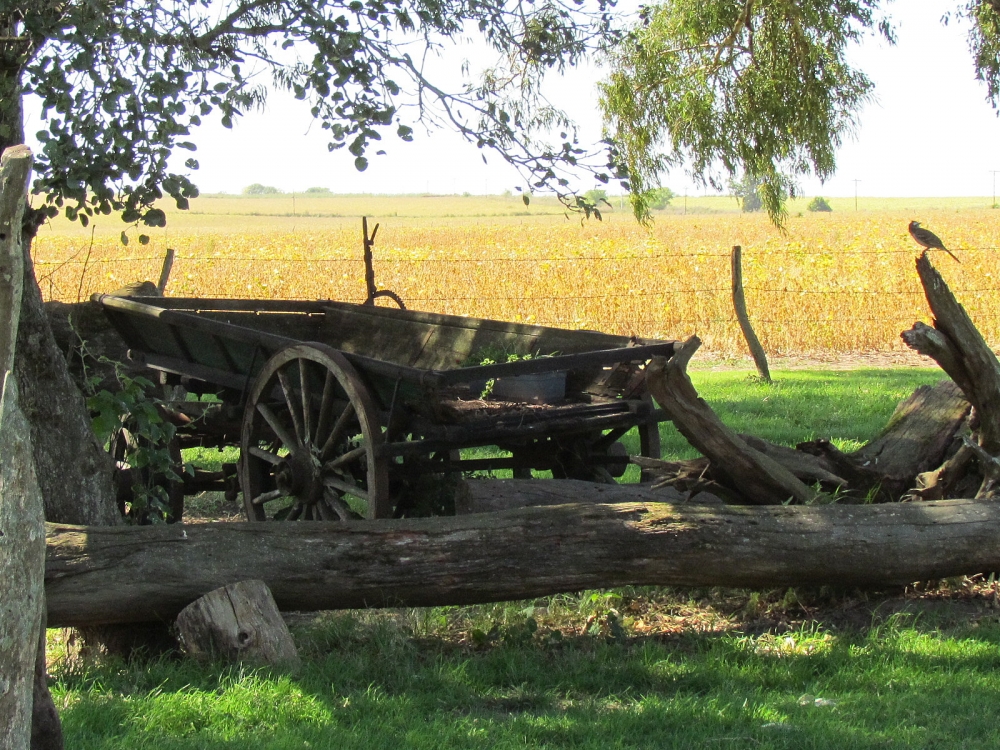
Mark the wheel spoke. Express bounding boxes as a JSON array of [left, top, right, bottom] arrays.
[[247, 445, 282, 465], [323, 445, 367, 471], [314, 370, 337, 446], [300, 359, 313, 444], [256, 402, 299, 451], [315, 497, 337, 521], [320, 402, 356, 460], [277, 367, 305, 443], [252, 488, 286, 506], [324, 475, 369, 502], [286, 503, 304, 521], [323, 490, 356, 521]]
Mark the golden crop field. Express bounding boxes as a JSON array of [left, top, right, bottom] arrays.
[[31, 193, 1000, 355]]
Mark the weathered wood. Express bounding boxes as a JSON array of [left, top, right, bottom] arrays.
[[731, 245, 771, 383], [176, 580, 300, 669], [798, 380, 971, 500], [902, 253, 1000, 453], [156, 248, 175, 295], [45, 493, 1000, 627], [737, 434, 848, 487], [912, 441, 976, 501], [645, 338, 817, 505], [852, 380, 969, 477]]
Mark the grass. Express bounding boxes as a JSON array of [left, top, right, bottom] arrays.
[[52, 593, 1000, 749], [56, 365, 998, 749]]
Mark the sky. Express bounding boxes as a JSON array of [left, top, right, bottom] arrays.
[[24, 0, 1000, 199]]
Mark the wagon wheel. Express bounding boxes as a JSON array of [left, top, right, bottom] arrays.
[[240, 343, 391, 521]]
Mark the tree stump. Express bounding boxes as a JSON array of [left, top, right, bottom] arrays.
[[175, 580, 300, 670]]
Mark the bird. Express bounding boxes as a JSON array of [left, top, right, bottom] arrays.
[[908, 221, 960, 263]]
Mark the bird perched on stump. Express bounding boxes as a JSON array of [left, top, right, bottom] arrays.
[[908, 221, 960, 263]]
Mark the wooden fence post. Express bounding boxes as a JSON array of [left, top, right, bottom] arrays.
[[156, 247, 175, 295], [731, 245, 771, 383]]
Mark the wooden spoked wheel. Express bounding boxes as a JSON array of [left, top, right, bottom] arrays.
[[240, 343, 391, 521]]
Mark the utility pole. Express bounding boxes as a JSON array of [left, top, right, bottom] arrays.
[[852, 179, 861, 211], [991, 171, 999, 208]]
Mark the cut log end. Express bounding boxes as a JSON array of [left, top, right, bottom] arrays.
[[175, 579, 300, 670]]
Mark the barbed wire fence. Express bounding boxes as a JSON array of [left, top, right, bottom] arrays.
[[33, 244, 1000, 356]]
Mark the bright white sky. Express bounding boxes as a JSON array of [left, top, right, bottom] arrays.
[[25, 0, 1000, 198]]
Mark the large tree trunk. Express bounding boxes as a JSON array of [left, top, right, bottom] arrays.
[[0, 146, 57, 750], [14, 240, 119, 526], [44, 491, 1000, 627], [0, 379, 47, 749]]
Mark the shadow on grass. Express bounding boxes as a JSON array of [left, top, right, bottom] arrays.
[[54, 602, 1000, 750]]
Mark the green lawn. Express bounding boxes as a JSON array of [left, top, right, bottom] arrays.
[[57, 365, 998, 750]]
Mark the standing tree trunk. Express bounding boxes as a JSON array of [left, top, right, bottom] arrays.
[[14, 229, 119, 526], [0, 145, 60, 750]]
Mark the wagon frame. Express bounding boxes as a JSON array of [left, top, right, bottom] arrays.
[[96, 294, 677, 522]]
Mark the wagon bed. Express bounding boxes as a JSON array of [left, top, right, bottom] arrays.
[[96, 294, 677, 521]]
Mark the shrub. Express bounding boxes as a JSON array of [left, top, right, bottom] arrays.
[[646, 187, 675, 210], [583, 188, 609, 206], [242, 183, 282, 195], [304, 186, 331, 194], [807, 196, 833, 212]]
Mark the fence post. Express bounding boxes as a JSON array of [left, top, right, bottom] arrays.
[[731, 245, 772, 383], [157, 247, 175, 295]]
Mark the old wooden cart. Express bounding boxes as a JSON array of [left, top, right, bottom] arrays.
[[95, 295, 677, 521]]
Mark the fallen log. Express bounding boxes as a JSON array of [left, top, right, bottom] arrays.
[[45, 490, 1000, 627], [797, 380, 970, 501], [644, 338, 818, 505]]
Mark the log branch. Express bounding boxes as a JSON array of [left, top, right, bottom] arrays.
[[645, 338, 818, 504]]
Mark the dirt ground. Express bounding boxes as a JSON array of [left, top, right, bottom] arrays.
[[689, 349, 939, 372]]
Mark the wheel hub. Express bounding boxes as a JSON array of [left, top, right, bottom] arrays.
[[275, 449, 323, 503]]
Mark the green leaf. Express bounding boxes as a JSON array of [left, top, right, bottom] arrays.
[[120, 231, 129, 246], [354, 156, 368, 171]]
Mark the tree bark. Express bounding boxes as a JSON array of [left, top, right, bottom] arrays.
[[15, 242, 119, 526], [44, 492, 1000, 627], [0, 379, 47, 750], [644, 338, 818, 505], [902, 253, 1000, 453], [0, 144, 56, 750], [176, 580, 300, 669]]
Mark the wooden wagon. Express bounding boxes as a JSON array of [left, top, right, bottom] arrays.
[[95, 295, 677, 522]]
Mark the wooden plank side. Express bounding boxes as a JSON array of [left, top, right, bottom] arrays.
[[319, 302, 670, 371]]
